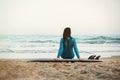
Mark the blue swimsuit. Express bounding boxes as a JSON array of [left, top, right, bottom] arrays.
[[57, 37, 80, 59]]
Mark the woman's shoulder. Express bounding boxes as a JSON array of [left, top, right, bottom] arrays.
[[71, 37, 76, 40], [60, 38, 63, 41], [60, 38, 63, 40]]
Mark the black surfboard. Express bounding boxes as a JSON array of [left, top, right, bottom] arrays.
[[28, 58, 102, 62]]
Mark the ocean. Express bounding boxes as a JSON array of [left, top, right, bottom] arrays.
[[0, 34, 120, 59]]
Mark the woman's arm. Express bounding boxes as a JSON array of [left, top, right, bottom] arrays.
[[57, 38, 63, 58], [73, 38, 80, 59]]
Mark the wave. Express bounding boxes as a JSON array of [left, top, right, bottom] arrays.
[[0, 49, 57, 53], [79, 36, 120, 44], [12, 50, 57, 53], [78, 40, 120, 44], [84, 36, 120, 40], [80, 50, 120, 54], [27, 36, 120, 44], [29, 40, 59, 43], [1, 49, 120, 54], [0, 49, 14, 53], [0, 35, 120, 45]]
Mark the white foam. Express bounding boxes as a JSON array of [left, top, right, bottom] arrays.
[[0, 52, 120, 59]]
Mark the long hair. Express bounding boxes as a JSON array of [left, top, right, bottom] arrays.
[[63, 27, 71, 41]]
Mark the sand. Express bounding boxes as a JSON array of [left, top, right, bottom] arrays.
[[0, 57, 120, 80]]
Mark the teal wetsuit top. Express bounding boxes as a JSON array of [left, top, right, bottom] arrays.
[[57, 37, 80, 59]]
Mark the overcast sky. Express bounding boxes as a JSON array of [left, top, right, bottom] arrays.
[[0, 0, 120, 35]]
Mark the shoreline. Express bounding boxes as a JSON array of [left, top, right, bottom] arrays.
[[0, 56, 120, 80]]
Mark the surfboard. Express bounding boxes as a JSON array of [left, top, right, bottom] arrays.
[[28, 58, 102, 62]]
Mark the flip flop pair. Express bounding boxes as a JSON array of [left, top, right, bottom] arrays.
[[88, 55, 101, 60]]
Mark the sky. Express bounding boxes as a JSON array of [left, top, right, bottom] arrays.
[[0, 0, 120, 35]]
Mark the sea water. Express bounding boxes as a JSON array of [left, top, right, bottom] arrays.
[[0, 34, 120, 59]]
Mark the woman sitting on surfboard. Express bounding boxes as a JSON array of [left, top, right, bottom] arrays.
[[56, 27, 101, 60], [57, 27, 81, 59]]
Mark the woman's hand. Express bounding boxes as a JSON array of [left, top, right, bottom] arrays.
[[79, 58, 84, 60], [54, 58, 59, 61]]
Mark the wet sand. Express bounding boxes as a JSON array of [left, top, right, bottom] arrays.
[[0, 56, 120, 80]]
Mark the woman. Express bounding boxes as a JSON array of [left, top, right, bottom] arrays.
[[57, 27, 81, 59]]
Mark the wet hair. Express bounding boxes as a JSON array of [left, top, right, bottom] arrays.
[[63, 27, 71, 41]]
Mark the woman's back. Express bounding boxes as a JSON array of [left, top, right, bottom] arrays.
[[57, 37, 80, 59], [62, 37, 74, 58]]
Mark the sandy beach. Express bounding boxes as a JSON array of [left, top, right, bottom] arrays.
[[0, 57, 120, 80]]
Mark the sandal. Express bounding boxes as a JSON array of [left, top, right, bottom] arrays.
[[88, 55, 96, 59], [95, 55, 101, 60]]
